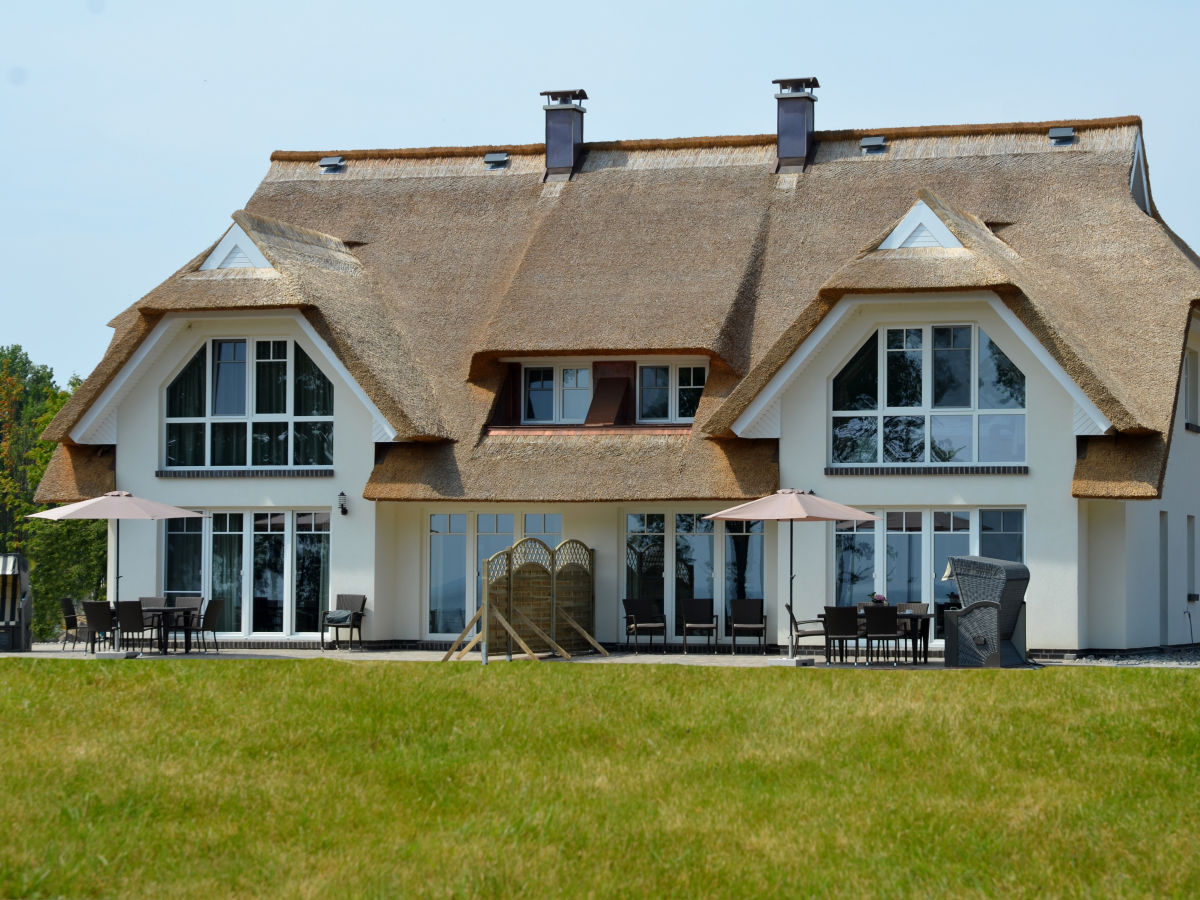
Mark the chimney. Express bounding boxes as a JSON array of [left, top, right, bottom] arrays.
[[772, 77, 819, 173], [540, 89, 587, 180]]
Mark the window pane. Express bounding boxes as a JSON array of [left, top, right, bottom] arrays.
[[255, 359, 287, 415], [164, 524, 202, 598], [886, 523, 922, 605], [166, 423, 205, 466], [430, 515, 467, 634], [212, 518, 242, 633], [211, 423, 246, 466], [930, 415, 972, 462], [832, 333, 878, 411], [933, 529, 970, 639], [639, 367, 669, 419], [625, 531, 665, 616], [294, 346, 333, 416], [832, 416, 878, 463], [979, 415, 1025, 462], [294, 521, 330, 632], [981, 509, 1024, 562], [677, 367, 706, 420], [524, 367, 553, 421], [167, 347, 206, 418], [562, 382, 590, 421], [212, 340, 246, 416], [883, 416, 925, 463], [251, 422, 289, 466], [886, 344, 922, 408], [293, 421, 333, 466], [675, 531, 715, 636], [477, 518, 514, 612], [252, 515, 285, 633], [725, 524, 764, 633], [932, 326, 971, 408], [978, 329, 1025, 409], [835, 531, 875, 606]]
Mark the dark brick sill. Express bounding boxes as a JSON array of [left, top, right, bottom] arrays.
[[1185, 422, 1200, 434], [486, 425, 693, 436], [156, 468, 334, 478], [825, 465, 1029, 476]]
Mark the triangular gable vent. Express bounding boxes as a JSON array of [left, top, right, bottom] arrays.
[[198, 223, 272, 271], [877, 200, 963, 250]]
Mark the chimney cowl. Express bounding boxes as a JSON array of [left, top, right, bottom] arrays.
[[772, 76, 819, 174], [541, 88, 587, 181]]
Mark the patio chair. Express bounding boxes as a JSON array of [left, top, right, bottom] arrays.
[[679, 596, 717, 654], [863, 604, 904, 666], [730, 597, 766, 655], [117, 600, 160, 654], [896, 602, 928, 662], [621, 596, 666, 653], [320, 594, 367, 651], [822, 606, 860, 665], [944, 556, 1030, 667], [81, 600, 115, 654], [171, 597, 203, 651], [60, 598, 86, 651], [188, 598, 224, 653], [785, 601, 824, 658], [0, 553, 32, 653]]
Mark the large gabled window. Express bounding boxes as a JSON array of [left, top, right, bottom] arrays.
[[164, 338, 334, 468], [830, 324, 1026, 465]]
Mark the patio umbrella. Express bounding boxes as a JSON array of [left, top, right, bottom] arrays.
[[29, 491, 204, 653], [705, 490, 878, 659]]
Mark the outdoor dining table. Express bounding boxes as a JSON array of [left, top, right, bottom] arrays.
[[142, 606, 195, 655], [818, 610, 934, 664]]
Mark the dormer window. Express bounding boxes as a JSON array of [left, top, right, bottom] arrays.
[[637, 364, 707, 422], [521, 365, 592, 424], [830, 324, 1026, 465], [164, 338, 334, 468], [512, 359, 706, 426]]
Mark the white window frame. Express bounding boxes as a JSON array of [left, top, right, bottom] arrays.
[[162, 337, 335, 468], [1184, 348, 1199, 428], [829, 323, 1026, 466], [519, 362, 594, 425], [636, 360, 709, 424]]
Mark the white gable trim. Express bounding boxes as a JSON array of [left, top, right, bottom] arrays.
[[70, 310, 398, 445], [877, 200, 963, 250], [198, 223, 272, 270], [1130, 130, 1151, 215], [730, 291, 1113, 439]]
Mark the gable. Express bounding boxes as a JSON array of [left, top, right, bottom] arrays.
[[198, 224, 272, 270], [877, 201, 963, 250]]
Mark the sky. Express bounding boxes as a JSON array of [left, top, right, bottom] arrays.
[[3, 0, 1199, 386]]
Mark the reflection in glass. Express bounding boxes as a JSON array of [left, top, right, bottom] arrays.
[[477, 514, 514, 612], [626, 514, 665, 617], [252, 422, 288, 466], [524, 367, 553, 421], [978, 329, 1025, 409], [639, 366, 669, 419], [294, 346, 333, 416], [886, 511, 922, 605], [294, 512, 330, 632], [930, 416, 972, 462], [933, 510, 970, 639], [429, 514, 467, 634], [832, 416, 878, 463], [211, 513, 243, 632], [932, 326, 971, 407], [164, 517, 203, 603], [166, 423, 205, 467], [886, 328, 923, 408], [212, 340, 247, 416], [255, 340, 287, 415], [835, 521, 875, 606], [674, 514, 715, 636], [293, 421, 333, 466], [883, 416, 925, 462], [167, 347, 206, 418], [211, 422, 246, 466], [981, 509, 1024, 562], [253, 512, 285, 633], [979, 415, 1025, 462], [724, 520, 763, 634], [832, 333, 878, 411], [561, 368, 591, 421], [677, 367, 706, 419]]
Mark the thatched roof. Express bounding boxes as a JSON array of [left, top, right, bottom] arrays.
[[40, 114, 1200, 502], [34, 445, 115, 504]]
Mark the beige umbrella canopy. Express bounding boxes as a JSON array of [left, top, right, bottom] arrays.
[[29, 491, 203, 652], [706, 490, 878, 658]]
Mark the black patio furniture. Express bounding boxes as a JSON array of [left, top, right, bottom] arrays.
[[189, 598, 224, 653], [730, 596, 767, 654], [0, 553, 33, 652], [320, 594, 367, 651], [60, 598, 87, 651], [171, 597, 203, 651], [117, 600, 161, 654], [822, 606, 860, 665], [943, 556, 1030, 667], [679, 596, 718, 653], [785, 601, 824, 658], [895, 602, 928, 661], [81, 600, 115, 653], [863, 604, 904, 666], [621, 596, 666, 653]]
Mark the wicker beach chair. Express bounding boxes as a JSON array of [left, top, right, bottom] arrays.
[[943, 556, 1030, 667], [0, 553, 32, 652]]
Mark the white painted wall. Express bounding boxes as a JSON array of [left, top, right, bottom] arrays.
[[105, 313, 380, 636], [774, 294, 1083, 650]]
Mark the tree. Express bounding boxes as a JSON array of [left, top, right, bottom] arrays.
[[0, 348, 107, 640]]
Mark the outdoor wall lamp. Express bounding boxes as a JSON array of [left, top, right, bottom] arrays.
[[337, 492, 349, 516]]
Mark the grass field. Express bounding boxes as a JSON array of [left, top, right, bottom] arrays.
[[1, 660, 1198, 899]]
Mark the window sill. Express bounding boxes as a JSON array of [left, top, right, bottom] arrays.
[[487, 424, 693, 436], [824, 465, 1028, 476], [156, 468, 334, 478], [1185, 422, 1200, 434]]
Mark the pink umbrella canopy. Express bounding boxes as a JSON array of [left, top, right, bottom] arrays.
[[28, 491, 204, 522], [704, 489, 878, 523]]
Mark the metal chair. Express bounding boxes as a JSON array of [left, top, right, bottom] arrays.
[[60, 598, 86, 651], [679, 596, 717, 653], [730, 596, 767, 654], [189, 598, 224, 653], [896, 602, 928, 662], [621, 596, 666, 653], [81, 600, 115, 653], [785, 601, 824, 658], [863, 604, 904, 666], [822, 606, 860, 665], [320, 594, 367, 650], [117, 600, 160, 653], [171, 597, 203, 651]]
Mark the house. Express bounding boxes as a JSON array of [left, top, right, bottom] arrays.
[[36, 80, 1200, 655]]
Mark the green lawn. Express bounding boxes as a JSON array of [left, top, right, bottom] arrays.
[[1, 661, 1198, 899]]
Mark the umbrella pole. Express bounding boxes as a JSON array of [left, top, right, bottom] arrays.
[[788, 519, 795, 660], [113, 519, 122, 652]]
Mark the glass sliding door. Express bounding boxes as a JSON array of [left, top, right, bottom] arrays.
[[932, 510, 970, 639], [674, 514, 714, 636], [211, 513, 243, 632], [885, 511, 923, 604], [625, 514, 666, 620], [724, 520, 764, 635], [253, 511, 286, 632], [429, 514, 467, 635], [294, 511, 330, 632], [834, 518, 876, 606], [476, 514, 514, 618], [164, 516, 203, 604], [523, 513, 562, 548]]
